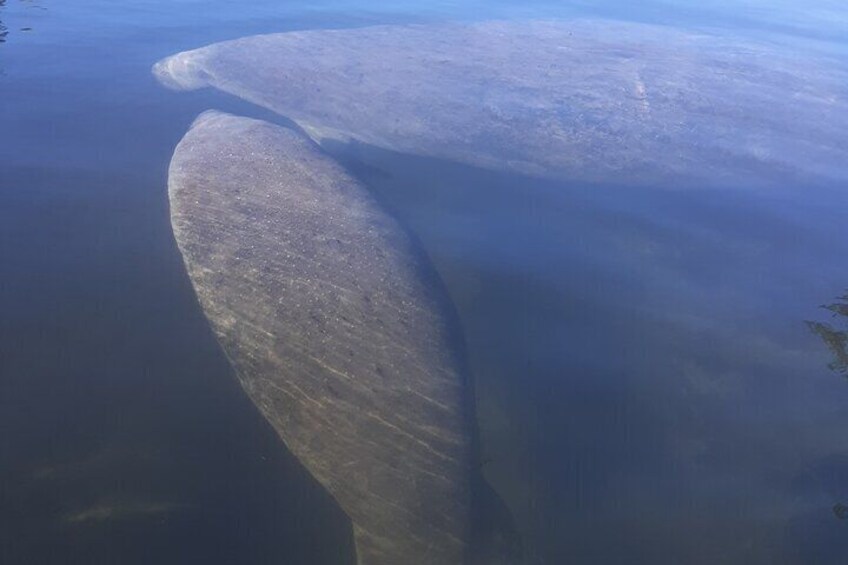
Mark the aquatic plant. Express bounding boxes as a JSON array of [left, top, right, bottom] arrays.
[[0, 1, 7, 44], [807, 292, 848, 374]]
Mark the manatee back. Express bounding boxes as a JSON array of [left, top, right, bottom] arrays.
[[168, 111, 473, 565], [154, 21, 848, 187]]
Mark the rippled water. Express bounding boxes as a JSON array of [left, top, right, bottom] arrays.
[[2, 1, 847, 564]]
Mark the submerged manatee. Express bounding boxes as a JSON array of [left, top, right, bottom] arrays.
[[154, 19, 848, 187], [168, 111, 473, 565]]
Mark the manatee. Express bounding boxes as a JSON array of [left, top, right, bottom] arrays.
[[168, 111, 474, 565], [153, 19, 848, 187]]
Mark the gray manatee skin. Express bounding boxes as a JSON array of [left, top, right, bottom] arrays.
[[153, 19, 848, 187], [168, 111, 473, 565]]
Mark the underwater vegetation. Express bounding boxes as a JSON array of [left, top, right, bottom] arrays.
[[0, 1, 7, 44], [808, 292, 848, 375]]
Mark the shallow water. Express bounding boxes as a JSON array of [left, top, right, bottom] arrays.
[[2, 1, 848, 564]]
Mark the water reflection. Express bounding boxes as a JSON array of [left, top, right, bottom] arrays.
[[807, 292, 848, 375]]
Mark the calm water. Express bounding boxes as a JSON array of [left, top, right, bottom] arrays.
[[2, 1, 848, 564]]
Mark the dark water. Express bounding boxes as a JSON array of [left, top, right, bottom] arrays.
[[2, 1, 848, 564], [336, 144, 848, 563]]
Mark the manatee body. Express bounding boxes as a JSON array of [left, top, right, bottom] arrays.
[[154, 19, 848, 187], [168, 111, 473, 565]]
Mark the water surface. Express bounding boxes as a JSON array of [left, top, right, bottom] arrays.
[[2, 1, 848, 564]]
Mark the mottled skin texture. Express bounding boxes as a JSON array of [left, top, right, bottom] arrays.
[[168, 111, 472, 565], [154, 19, 848, 187]]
